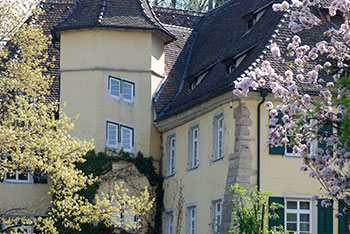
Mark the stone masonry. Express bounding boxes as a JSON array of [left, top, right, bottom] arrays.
[[220, 103, 257, 233]]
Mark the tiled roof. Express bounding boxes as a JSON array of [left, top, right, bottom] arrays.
[[155, 0, 286, 120], [53, 0, 176, 43], [153, 7, 204, 29], [38, 0, 76, 103]]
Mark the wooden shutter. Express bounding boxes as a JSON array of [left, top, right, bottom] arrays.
[[269, 111, 285, 155], [318, 199, 333, 234], [269, 196, 285, 230], [318, 123, 333, 156], [339, 200, 350, 233]]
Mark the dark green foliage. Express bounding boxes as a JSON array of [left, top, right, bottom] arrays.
[[53, 150, 164, 234]]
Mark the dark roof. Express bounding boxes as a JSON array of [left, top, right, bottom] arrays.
[[153, 7, 204, 29], [53, 0, 176, 43], [155, 0, 285, 120], [38, 0, 76, 103]]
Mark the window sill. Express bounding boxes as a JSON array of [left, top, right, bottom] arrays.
[[187, 166, 198, 172], [283, 154, 302, 159], [165, 174, 175, 179], [210, 156, 224, 165]]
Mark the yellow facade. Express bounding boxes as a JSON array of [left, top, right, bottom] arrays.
[[60, 29, 163, 159], [159, 95, 338, 233]]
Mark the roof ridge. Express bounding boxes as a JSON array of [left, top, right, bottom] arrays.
[[162, 23, 193, 31], [238, 13, 287, 79], [152, 6, 205, 16], [139, 0, 175, 39], [97, 0, 107, 24], [205, 0, 236, 16]]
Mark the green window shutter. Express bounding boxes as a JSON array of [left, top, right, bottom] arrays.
[[269, 196, 285, 230], [339, 200, 350, 234], [33, 170, 48, 184], [269, 111, 285, 155], [318, 123, 333, 156], [318, 199, 333, 234]]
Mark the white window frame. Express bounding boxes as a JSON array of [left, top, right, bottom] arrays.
[[3, 155, 32, 184], [121, 126, 133, 153], [106, 121, 118, 149], [106, 121, 134, 152], [212, 113, 224, 161], [4, 170, 31, 184], [164, 210, 174, 234], [188, 123, 199, 170], [165, 133, 176, 177], [186, 204, 197, 234], [108, 76, 121, 100], [108, 76, 135, 103], [211, 198, 222, 234], [285, 199, 312, 234], [121, 80, 134, 103]]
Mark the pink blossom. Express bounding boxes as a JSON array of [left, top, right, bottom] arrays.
[[271, 45, 281, 59]]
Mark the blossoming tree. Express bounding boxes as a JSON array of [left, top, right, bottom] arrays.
[[234, 0, 350, 214], [0, 1, 153, 233]]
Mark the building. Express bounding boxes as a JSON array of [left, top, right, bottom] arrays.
[[0, 0, 346, 233]]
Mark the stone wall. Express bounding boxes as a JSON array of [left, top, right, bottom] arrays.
[[220, 103, 257, 233]]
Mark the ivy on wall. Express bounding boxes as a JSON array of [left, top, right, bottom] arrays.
[[52, 150, 164, 234]]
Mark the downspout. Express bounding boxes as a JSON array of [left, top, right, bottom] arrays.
[[257, 88, 268, 191]]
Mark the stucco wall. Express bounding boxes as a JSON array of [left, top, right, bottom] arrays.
[[161, 94, 337, 233], [60, 29, 163, 160]]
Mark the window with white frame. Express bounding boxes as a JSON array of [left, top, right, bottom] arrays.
[[213, 114, 224, 161], [164, 210, 174, 234], [4, 156, 32, 184], [122, 80, 134, 102], [166, 134, 176, 177], [106, 121, 134, 152], [188, 125, 199, 169], [211, 199, 222, 234], [187, 206, 197, 234], [108, 76, 134, 103], [121, 126, 133, 152], [109, 77, 120, 99], [5, 171, 31, 183], [285, 200, 312, 234]]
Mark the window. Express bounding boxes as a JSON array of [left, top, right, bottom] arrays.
[[164, 210, 174, 234], [187, 206, 197, 234], [108, 76, 134, 103], [188, 125, 199, 169], [4, 156, 32, 184], [109, 77, 120, 99], [165, 134, 176, 177], [122, 81, 134, 103], [211, 199, 222, 234], [107, 122, 118, 148], [5, 171, 31, 183], [121, 126, 133, 152], [285, 200, 312, 234], [106, 121, 134, 152], [213, 114, 224, 161]]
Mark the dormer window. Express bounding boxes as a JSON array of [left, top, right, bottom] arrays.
[[247, 18, 255, 29], [224, 53, 248, 73], [187, 72, 208, 91]]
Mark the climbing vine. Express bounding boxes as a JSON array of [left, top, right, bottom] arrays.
[[52, 150, 164, 234]]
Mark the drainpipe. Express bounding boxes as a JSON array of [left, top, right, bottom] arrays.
[[257, 89, 268, 191]]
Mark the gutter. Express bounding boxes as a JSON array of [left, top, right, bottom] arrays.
[[257, 88, 268, 191]]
